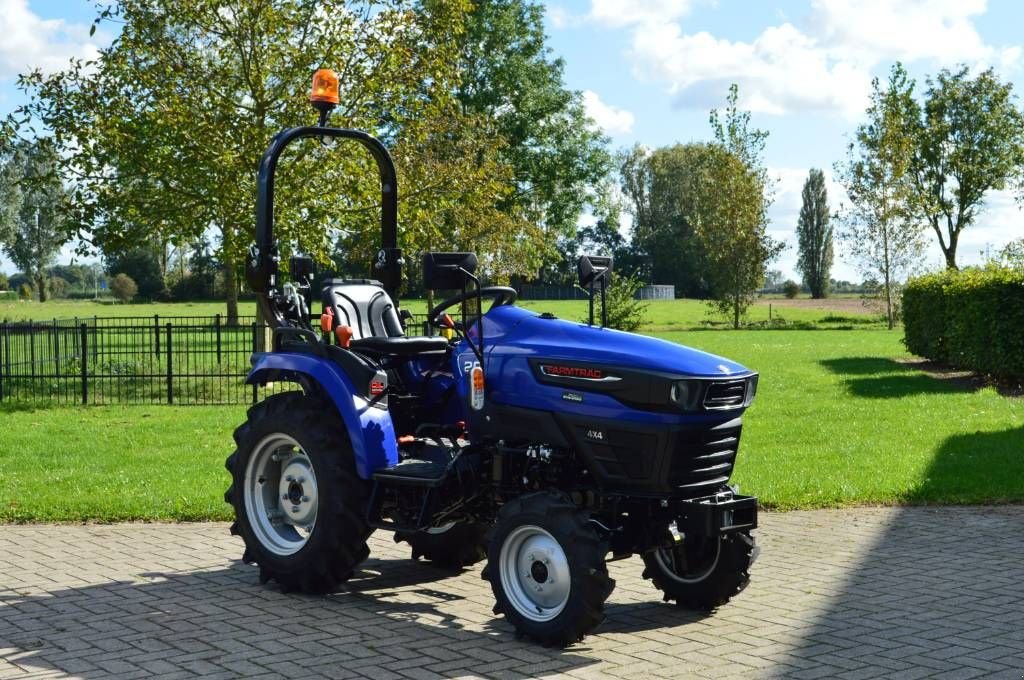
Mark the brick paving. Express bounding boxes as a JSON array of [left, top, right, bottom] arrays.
[[1, 506, 1023, 679]]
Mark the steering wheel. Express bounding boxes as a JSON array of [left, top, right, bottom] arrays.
[[428, 286, 518, 327]]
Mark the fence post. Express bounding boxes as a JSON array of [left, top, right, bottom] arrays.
[[29, 324, 35, 377], [216, 314, 222, 364], [154, 314, 161, 358], [0, 324, 5, 403], [80, 323, 88, 405], [166, 322, 173, 404], [53, 318, 60, 367], [251, 322, 258, 405]]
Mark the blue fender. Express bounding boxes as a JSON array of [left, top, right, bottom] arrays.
[[245, 352, 398, 479]]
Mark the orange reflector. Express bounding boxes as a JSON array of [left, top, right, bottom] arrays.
[[335, 325, 353, 348], [398, 435, 416, 444], [470, 366, 485, 411], [320, 307, 334, 333], [441, 313, 455, 328], [310, 68, 340, 106]]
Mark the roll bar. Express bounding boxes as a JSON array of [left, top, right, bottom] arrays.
[[247, 125, 403, 327]]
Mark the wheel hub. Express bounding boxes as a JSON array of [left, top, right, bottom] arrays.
[[499, 525, 571, 622], [243, 433, 319, 556]]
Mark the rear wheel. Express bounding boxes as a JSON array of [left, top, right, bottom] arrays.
[[225, 392, 371, 592], [396, 521, 488, 569], [484, 493, 614, 646], [641, 530, 755, 610]]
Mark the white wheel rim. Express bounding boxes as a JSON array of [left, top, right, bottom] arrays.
[[654, 537, 721, 584], [499, 525, 571, 622], [244, 433, 318, 556]]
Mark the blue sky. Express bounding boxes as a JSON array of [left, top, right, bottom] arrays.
[[2, 0, 1024, 281]]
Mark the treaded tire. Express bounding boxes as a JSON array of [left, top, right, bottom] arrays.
[[396, 522, 488, 569], [483, 492, 614, 647], [641, 530, 754, 610], [224, 391, 371, 593]]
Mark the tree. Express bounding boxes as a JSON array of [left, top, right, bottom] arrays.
[[105, 248, 166, 301], [455, 0, 612, 247], [0, 140, 69, 302], [782, 280, 800, 299], [0, 273, 7, 290], [579, 273, 648, 332], [796, 169, 833, 298], [999, 238, 1024, 273], [909, 66, 1024, 270], [837, 64, 927, 329], [705, 86, 783, 327], [14, 0, 542, 323], [110, 273, 138, 303]]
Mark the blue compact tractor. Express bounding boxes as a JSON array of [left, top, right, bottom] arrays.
[[225, 70, 760, 646]]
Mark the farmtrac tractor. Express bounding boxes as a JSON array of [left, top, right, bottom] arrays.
[[225, 69, 760, 646]]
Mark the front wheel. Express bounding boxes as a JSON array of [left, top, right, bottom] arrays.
[[224, 392, 371, 593], [484, 493, 614, 646], [641, 530, 755, 610]]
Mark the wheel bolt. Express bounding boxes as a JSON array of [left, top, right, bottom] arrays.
[[282, 493, 289, 500], [527, 553, 534, 561], [285, 475, 295, 482], [297, 477, 306, 484], [301, 496, 309, 503], [291, 506, 300, 513]]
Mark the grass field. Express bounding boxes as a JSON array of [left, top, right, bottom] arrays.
[[1, 295, 884, 330], [1, 324, 1020, 521]]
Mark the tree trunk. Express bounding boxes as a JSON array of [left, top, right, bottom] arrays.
[[223, 253, 239, 326], [35, 274, 47, 302], [733, 292, 740, 330], [943, 244, 959, 270]]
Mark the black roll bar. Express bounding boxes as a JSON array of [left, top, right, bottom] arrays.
[[247, 125, 402, 328]]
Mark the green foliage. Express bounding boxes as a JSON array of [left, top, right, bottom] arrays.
[[0, 139, 69, 302], [998, 238, 1024, 273], [903, 267, 1024, 379], [782, 280, 800, 299], [579, 274, 648, 332], [105, 248, 165, 301], [109, 273, 138, 303], [909, 66, 1024, 269], [838, 64, 927, 329], [47, 277, 68, 299], [796, 168, 833, 298], [0, 273, 7, 290], [18, 283, 32, 300]]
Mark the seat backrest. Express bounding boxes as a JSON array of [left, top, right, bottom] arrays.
[[322, 279, 404, 340]]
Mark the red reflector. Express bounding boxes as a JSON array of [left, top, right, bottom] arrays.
[[369, 379, 386, 396], [398, 435, 415, 444]]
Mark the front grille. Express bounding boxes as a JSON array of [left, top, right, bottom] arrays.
[[668, 418, 742, 493], [703, 379, 747, 410]]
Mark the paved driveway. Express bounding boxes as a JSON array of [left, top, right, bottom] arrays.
[[1, 507, 1023, 679]]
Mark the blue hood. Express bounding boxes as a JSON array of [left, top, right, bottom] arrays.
[[478, 305, 750, 378]]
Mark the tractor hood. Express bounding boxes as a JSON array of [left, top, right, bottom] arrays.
[[477, 304, 751, 378]]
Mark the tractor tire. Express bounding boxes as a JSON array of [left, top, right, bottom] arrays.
[[396, 521, 488, 569], [641, 530, 755, 610], [483, 492, 614, 647], [224, 391, 371, 593]]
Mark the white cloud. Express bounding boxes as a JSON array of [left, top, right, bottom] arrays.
[[0, 0, 104, 79], [618, 0, 1021, 119], [588, 0, 694, 27], [582, 90, 635, 135]]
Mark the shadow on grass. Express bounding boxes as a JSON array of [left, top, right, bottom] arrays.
[[905, 425, 1024, 504], [819, 356, 999, 399]]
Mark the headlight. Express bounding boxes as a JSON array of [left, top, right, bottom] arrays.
[[669, 379, 702, 411], [745, 375, 759, 406]]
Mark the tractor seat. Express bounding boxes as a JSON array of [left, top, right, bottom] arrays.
[[322, 278, 449, 357], [351, 335, 449, 356]]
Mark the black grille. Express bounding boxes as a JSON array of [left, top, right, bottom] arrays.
[[703, 379, 747, 410], [668, 418, 742, 493]]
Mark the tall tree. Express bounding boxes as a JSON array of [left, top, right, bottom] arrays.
[[838, 65, 926, 329], [0, 140, 68, 302], [455, 0, 611, 246], [796, 168, 833, 298], [13, 0, 540, 323], [909, 66, 1024, 269]]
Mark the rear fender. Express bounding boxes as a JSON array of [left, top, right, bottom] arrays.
[[245, 352, 398, 479]]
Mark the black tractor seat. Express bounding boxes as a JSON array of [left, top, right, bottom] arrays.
[[350, 335, 449, 356]]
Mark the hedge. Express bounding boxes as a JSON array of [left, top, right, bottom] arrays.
[[903, 267, 1024, 378]]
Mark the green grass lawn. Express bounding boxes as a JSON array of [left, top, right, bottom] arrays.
[[1, 326, 1020, 521]]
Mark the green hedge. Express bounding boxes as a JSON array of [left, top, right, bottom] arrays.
[[903, 267, 1024, 378]]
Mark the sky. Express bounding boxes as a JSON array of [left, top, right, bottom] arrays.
[[2, 0, 1024, 281]]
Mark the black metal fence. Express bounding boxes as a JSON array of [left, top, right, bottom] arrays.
[[0, 315, 281, 406]]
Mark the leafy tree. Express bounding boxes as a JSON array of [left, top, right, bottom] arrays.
[[18, 283, 32, 300], [14, 0, 541, 323], [455, 0, 611, 248], [763, 269, 784, 292], [796, 168, 833, 298], [0, 273, 7, 290], [0, 140, 69, 302], [110, 273, 138, 303], [909, 66, 1024, 270], [837, 64, 927, 329], [782, 280, 800, 299], [579, 273, 648, 332], [105, 248, 166, 301], [705, 86, 783, 327], [999, 238, 1024, 273]]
